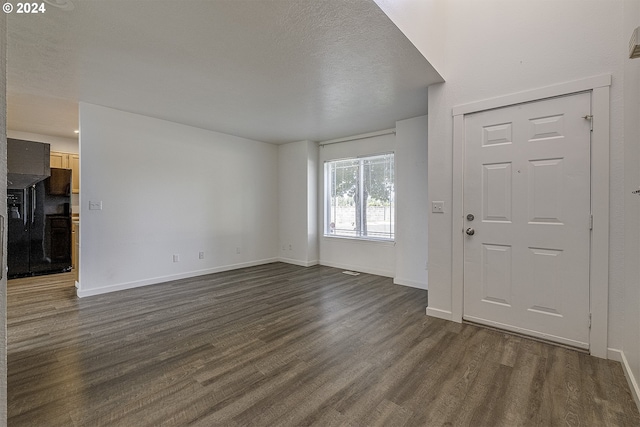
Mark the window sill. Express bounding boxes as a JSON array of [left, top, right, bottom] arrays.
[[322, 235, 395, 246]]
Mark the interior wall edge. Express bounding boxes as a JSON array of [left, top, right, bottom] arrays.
[[393, 277, 427, 290], [425, 307, 453, 321]]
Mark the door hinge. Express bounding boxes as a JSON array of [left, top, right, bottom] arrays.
[[590, 214, 593, 230], [583, 114, 593, 131], [588, 313, 592, 329]]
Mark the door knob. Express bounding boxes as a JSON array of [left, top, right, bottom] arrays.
[[465, 227, 475, 236]]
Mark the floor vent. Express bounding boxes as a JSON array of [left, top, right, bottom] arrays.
[[342, 271, 360, 276]]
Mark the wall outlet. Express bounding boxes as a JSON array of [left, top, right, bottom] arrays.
[[199, 252, 205, 259], [236, 247, 241, 254], [89, 201, 103, 210], [432, 201, 445, 213], [173, 254, 180, 262], [288, 244, 292, 251]]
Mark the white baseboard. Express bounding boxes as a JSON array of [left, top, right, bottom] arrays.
[[426, 306, 454, 321], [608, 348, 624, 362], [393, 277, 428, 290], [278, 257, 319, 267], [318, 260, 394, 278], [608, 348, 640, 412], [76, 258, 278, 298]]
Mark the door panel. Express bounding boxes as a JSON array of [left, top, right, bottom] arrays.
[[463, 92, 591, 349], [483, 163, 512, 222], [481, 243, 512, 306]]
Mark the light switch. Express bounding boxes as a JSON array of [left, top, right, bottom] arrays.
[[432, 201, 445, 213], [89, 201, 103, 210]]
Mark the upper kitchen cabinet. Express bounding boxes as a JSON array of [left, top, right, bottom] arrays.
[[69, 154, 79, 194], [50, 151, 80, 194], [50, 151, 66, 169]]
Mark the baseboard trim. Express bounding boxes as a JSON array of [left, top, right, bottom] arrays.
[[393, 277, 428, 290], [278, 257, 319, 267], [608, 348, 640, 412], [608, 348, 624, 362], [318, 260, 394, 278], [426, 306, 453, 321], [76, 258, 278, 298]]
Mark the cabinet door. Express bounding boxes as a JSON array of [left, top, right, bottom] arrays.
[[72, 222, 77, 269], [50, 151, 68, 168], [69, 154, 79, 194], [50, 219, 71, 262]]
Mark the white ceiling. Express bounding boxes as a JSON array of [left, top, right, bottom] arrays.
[[7, 0, 443, 144]]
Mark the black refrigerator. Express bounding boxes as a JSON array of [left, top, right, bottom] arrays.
[[8, 168, 73, 278]]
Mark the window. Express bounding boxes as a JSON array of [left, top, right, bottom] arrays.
[[325, 153, 395, 241]]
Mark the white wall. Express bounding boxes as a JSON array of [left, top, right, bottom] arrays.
[[307, 141, 319, 263], [423, 1, 626, 347], [7, 130, 78, 154], [318, 132, 396, 277], [394, 115, 428, 289], [278, 140, 318, 266], [373, 0, 446, 79], [623, 0, 640, 405], [77, 103, 278, 296]]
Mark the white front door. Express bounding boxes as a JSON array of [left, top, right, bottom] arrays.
[[463, 92, 591, 349]]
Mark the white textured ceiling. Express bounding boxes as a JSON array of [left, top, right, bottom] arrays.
[[7, 0, 443, 143]]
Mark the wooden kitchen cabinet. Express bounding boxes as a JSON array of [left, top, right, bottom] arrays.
[[50, 151, 80, 194], [72, 221, 79, 270], [47, 216, 72, 264], [50, 151, 66, 168], [69, 154, 79, 194]]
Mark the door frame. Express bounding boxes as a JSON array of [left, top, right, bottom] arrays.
[[450, 74, 611, 358]]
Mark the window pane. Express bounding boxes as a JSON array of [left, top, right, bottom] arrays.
[[325, 153, 394, 241], [327, 159, 359, 238], [363, 155, 394, 239]]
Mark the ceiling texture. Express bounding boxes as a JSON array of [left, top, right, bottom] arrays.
[[7, 0, 443, 144]]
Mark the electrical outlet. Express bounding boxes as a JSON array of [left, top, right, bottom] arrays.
[[199, 252, 205, 259], [173, 254, 180, 263], [89, 201, 103, 210], [236, 247, 241, 254], [288, 244, 292, 251], [432, 201, 445, 213]]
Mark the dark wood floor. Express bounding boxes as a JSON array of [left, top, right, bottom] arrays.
[[7, 263, 640, 426]]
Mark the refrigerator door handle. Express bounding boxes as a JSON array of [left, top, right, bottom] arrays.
[[22, 189, 28, 230], [31, 186, 36, 224]]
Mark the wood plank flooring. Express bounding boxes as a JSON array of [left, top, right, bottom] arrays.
[[7, 263, 640, 426]]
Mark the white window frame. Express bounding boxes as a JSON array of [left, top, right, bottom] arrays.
[[324, 153, 395, 242]]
